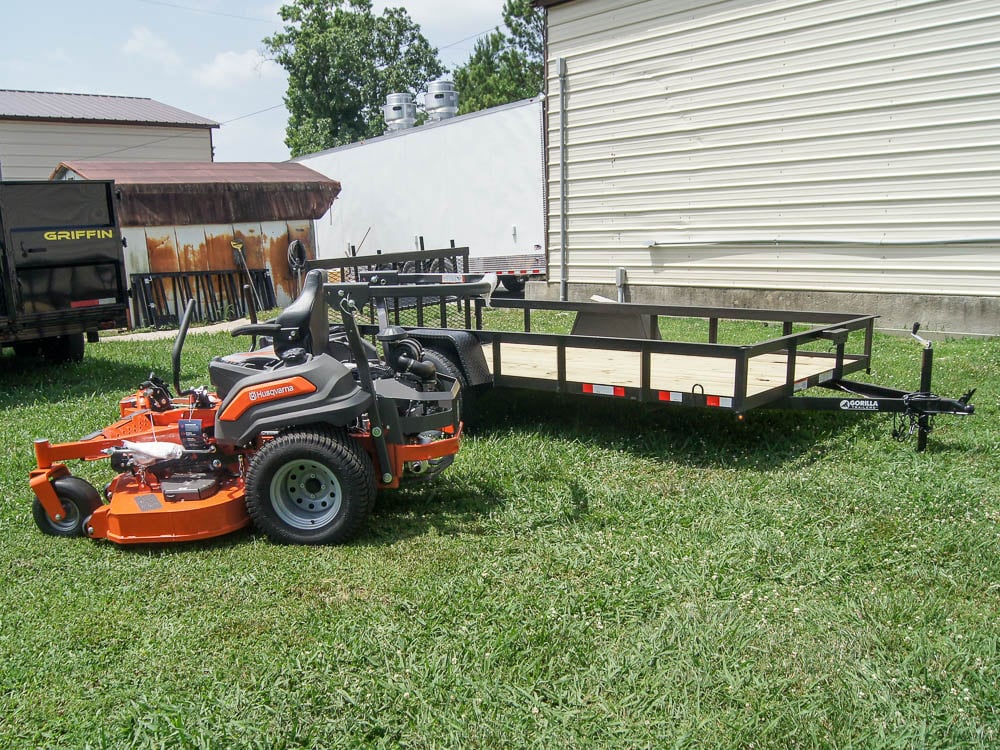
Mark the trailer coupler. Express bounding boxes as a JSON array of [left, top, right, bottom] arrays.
[[892, 388, 975, 442]]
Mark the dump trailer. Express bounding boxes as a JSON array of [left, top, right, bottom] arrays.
[[0, 180, 128, 361]]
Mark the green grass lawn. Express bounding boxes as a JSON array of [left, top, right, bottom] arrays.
[[0, 315, 997, 748]]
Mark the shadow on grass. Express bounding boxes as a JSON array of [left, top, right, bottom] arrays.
[[365, 476, 507, 544], [468, 387, 872, 471], [0, 352, 154, 409], [80, 480, 507, 556]]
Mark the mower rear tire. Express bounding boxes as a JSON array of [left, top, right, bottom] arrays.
[[246, 428, 376, 545], [32, 476, 103, 537]]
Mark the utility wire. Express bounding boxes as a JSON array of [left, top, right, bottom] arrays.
[[134, 0, 278, 24], [78, 11, 502, 159], [86, 104, 286, 159]]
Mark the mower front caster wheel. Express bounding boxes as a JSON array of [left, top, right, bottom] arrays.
[[246, 429, 376, 545], [31, 476, 103, 537]]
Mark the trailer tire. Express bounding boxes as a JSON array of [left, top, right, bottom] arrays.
[[40, 333, 85, 363], [246, 428, 375, 545], [500, 276, 526, 293], [32, 476, 102, 537]]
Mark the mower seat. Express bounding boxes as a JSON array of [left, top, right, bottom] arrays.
[[227, 268, 330, 360], [272, 268, 330, 358], [210, 270, 331, 398]]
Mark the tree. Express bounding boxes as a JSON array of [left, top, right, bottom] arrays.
[[265, 0, 444, 155], [453, 0, 544, 115]]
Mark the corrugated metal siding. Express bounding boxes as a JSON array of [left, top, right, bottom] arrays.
[[0, 121, 213, 180], [545, 0, 1000, 296], [122, 221, 315, 308]]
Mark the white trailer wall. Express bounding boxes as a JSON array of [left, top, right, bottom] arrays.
[[543, 0, 1000, 332], [295, 98, 545, 266]]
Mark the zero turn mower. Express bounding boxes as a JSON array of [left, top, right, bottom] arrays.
[[28, 269, 496, 545]]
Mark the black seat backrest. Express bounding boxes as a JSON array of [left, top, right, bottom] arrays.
[[273, 268, 329, 357]]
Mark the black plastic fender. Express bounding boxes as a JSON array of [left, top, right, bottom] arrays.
[[213, 354, 372, 446], [407, 329, 491, 387]]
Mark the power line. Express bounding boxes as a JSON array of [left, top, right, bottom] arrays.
[[86, 104, 287, 159], [134, 0, 278, 24], [438, 26, 499, 51]]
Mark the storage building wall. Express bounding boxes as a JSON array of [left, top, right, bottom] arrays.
[[0, 121, 213, 180], [545, 0, 1000, 315]]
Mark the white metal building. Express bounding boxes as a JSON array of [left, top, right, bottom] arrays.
[[537, 0, 1000, 335], [295, 97, 546, 284], [0, 90, 217, 180]]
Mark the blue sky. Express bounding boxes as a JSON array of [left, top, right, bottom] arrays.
[[1, 0, 504, 161]]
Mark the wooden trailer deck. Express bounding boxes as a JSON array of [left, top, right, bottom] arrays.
[[466, 298, 876, 412], [481, 342, 861, 401]]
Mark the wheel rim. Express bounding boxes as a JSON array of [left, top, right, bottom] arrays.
[[269, 458, 343, 530], [48, 500, 81, 534]]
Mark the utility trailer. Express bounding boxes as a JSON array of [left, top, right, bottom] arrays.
[[313, 270, 973, 454]]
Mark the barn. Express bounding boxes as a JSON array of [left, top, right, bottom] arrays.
[[0, 89, 217, 180], [536, 0, 1000, 335]]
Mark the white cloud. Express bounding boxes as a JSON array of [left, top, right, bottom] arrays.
[[195, 50, 283, 90], [121, 27, 182, 68]]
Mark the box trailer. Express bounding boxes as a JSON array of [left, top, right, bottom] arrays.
[[295, 97, 546, 292]]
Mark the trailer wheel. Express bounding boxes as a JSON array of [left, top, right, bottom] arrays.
[[39, 334, 85, 363], [500, 276, 526, 293], [246, 428, 375, 545], [32, 476, 102, 537]]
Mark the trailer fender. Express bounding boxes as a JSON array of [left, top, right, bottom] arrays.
[[408, 329, 491, 387]]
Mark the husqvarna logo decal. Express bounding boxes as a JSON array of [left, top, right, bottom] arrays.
[[219, 376, 316, 421], [839, 399, 878, 411], [248, 384, 295, 402]]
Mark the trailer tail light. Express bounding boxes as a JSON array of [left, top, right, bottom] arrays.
[[583, 383, 625, 397]]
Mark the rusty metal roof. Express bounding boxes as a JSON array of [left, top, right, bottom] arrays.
[[52, 161, 341, 225], [0, 89, 218, 127]]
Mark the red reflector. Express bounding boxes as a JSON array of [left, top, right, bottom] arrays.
[[706, 395, 721, 407], [613, 386, 625, 397], [582, 383, 594, 394]]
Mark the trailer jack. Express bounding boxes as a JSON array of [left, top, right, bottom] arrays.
[[899, 323, 976, 450]]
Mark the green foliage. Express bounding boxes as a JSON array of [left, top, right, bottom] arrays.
[[454, 0, 544, 114], [265, 0, 444, 155], [1, 321, 998, 747]]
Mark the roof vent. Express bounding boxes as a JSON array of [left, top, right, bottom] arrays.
[[383, 92, 416, 132], [424, 79, 458, 122]]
